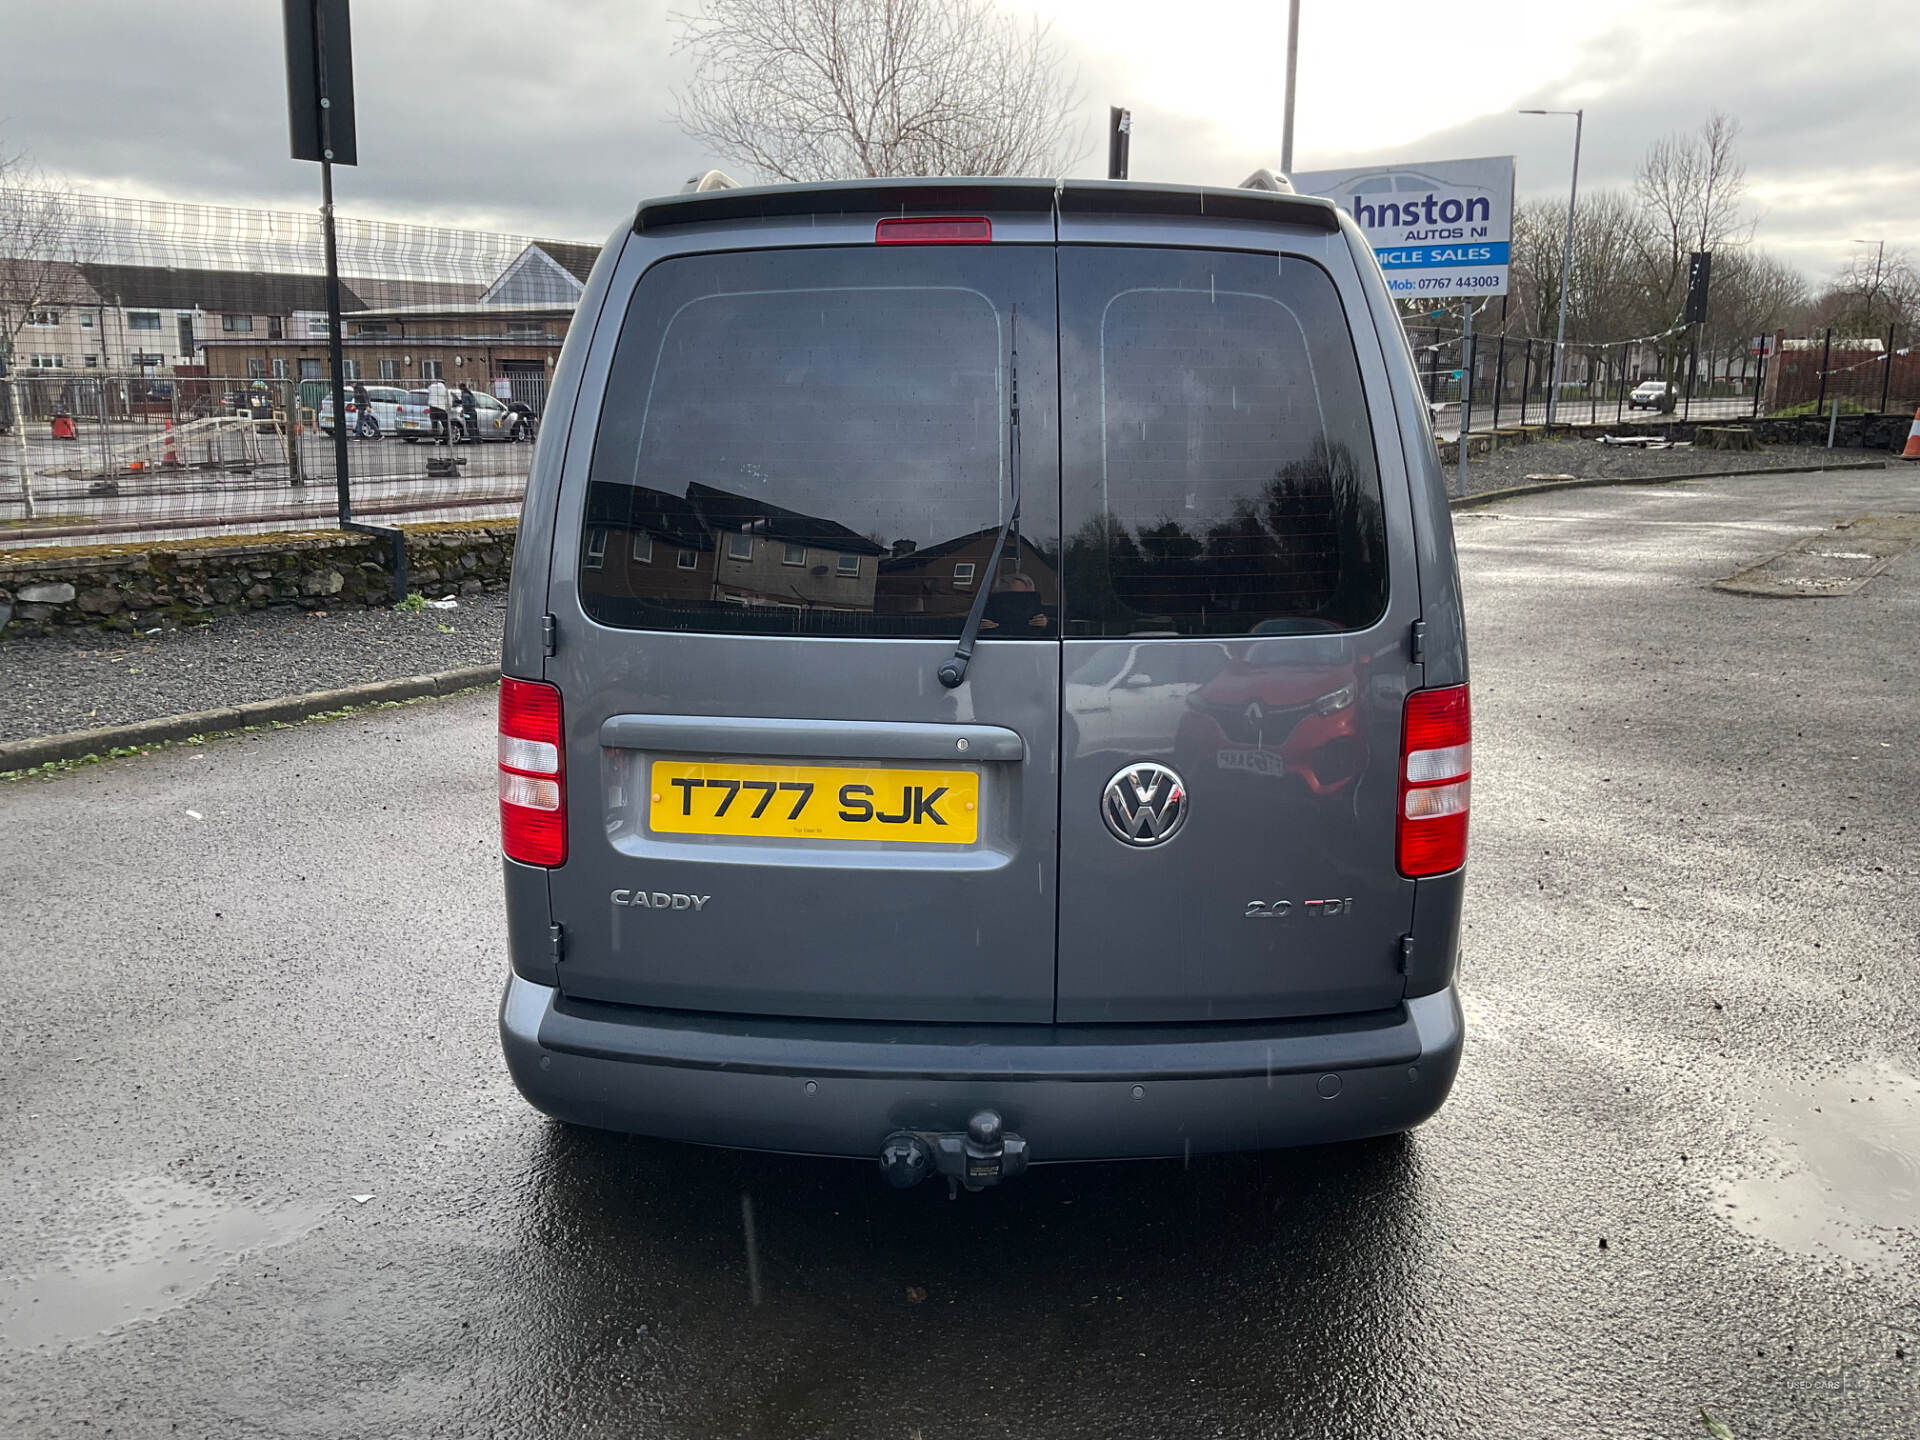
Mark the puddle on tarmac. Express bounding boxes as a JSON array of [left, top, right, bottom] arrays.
[[1718, 1063, 1920, 1271], [0, 1174, 326, 1351]]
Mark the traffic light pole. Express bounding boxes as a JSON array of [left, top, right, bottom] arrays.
[[295, 0, 406, 600], [321, 155, 348, 518]]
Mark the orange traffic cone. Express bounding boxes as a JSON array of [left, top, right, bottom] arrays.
[[162, 419, 180, 466], [1901, 405, 1920, 461]]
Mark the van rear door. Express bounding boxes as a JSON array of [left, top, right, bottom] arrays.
[[543, 242, 1062, 1023], [1053, 243, 1421, 1022]]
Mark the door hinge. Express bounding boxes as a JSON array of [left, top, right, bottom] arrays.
[[1398, 934, 1415, 974], [1409, 619, 1427, 666], [541, 613, 557, 657], [548, 923, 566, 964]]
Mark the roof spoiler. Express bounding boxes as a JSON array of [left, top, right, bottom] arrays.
[[637, 178, 1057, 232], [1054, 180, 1338, 231], [635, 176, 1339, 233]]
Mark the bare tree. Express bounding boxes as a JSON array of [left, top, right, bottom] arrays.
[[672, 0, 1086, 182], [1628, 110, 1752, 408], [1506, 196, 1569, 340], [1815, 246, 1920, 335], [1, 147, 101, 516], [1709, 248, 1808, 337], [0, 152, 96, 354], [1509, 190, 1645, 343], [1703, 247, 1808, 392], [1631, 110, 1751, 329]]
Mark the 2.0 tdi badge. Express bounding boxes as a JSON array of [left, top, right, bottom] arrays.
[[1101, 763, 1189, 847]]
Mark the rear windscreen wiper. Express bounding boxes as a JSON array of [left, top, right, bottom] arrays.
[[938, 309, 1022, 690]]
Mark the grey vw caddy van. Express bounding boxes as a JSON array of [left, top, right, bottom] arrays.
[[498, 177, 1468, 1189]]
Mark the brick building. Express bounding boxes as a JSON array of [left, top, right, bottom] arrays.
[[200, 303, 574, 407]]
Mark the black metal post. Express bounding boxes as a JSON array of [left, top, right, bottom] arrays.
[[1682, 324, 1698, 420], [1881, 323, 1896, 414], [321, 158, 349, 517], [1107, 107, 1130, 181], [310, 1, 406, 601], [1618, 342, 1628, 424], [1752, 342, 1764, 418], [1490, 335, 1504, 431], [1519, 340, 1534, 426], [1456, 309, 1474, 497], [1590, 346, 1597, 425], [1815, 328, 1831, 415]]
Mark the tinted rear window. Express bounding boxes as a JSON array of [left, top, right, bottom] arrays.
[[1059, 248, 1388, 637], [578, 246, 1058, 637]]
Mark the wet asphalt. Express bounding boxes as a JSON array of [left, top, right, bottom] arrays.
[[2, 469, 1917, 1439]]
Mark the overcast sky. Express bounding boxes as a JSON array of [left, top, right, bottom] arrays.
[[3, 0, 1914, 284]]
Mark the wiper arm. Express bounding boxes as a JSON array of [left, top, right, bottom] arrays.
[[938, 309, 1022, 690]]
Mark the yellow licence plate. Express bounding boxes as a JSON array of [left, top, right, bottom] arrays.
[[649, 761, 979, 844]]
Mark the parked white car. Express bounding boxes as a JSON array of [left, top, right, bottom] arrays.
[[1628, 379, 1672, 410], [319, 385, 411, 436], [396, 387, 533, 442], [1064, 642, 1227, 756]]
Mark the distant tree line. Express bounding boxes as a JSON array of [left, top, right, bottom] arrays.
[[1483, 111, 1913, 360]]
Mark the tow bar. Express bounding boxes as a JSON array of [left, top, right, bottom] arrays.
[[878, 1110, 1029, 1195]]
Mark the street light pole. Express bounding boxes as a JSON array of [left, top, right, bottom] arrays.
[[1280, 0, 1300, 174], [1522, 107, 1583, 429]]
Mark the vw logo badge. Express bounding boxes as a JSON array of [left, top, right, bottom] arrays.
[[1101, 763, 1189, 847]]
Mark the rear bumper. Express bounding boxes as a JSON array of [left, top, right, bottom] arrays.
[[499, 976, 1463, 1162]]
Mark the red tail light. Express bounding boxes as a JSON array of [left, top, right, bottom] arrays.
[[499, 677, 566, 867], [875, 216, 992, 245], [1398, 685, 1470, 877]]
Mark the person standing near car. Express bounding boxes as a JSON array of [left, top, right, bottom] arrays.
[[427, 376, 451, 445], [353, 379, 375, 439], [458, 382, 479, 445]]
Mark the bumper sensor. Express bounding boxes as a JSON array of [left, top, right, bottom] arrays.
[[878, 1109, 1029, 1195]]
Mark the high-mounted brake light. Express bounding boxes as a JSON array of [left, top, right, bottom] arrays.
[[1398, 685, 1470, 877], [499, 677, 566, 867], [875, 216, 992, 245]]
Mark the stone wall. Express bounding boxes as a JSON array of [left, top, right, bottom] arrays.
[[1435, 411, 1909, 464], [0, 523, 517, 637], [1553, 412, 1905, 449]]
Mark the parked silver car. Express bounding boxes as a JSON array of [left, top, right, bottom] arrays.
[[396, 387, 532, 442], [497, 177, 1470, 1189], [318, 384, 410, 436]]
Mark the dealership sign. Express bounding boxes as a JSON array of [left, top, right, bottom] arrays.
[[1290, 156, 1515, 298]]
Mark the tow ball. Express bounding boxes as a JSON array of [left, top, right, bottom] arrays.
[[878, 1110, 1029, 1195]]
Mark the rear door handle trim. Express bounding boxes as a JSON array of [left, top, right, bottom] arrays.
[[598, 714, 1026, 762]]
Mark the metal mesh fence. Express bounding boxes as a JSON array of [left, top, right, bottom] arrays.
[[1403, 321, 1916, 439], [1, 190, 590, 552], [0, 372, 532, 546], [7, 190, 1918, 551]]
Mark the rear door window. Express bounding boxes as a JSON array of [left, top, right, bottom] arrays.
[[1058, 248, 1388, 637], [580, 246, 1059, 638]]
